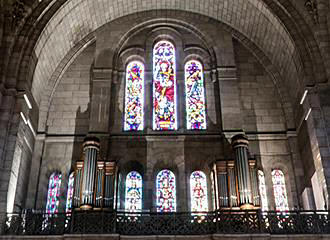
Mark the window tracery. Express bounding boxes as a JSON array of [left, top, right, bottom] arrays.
[[65, 172, 75, 213], [153, 40, 177, 131], [258, 170, 268, 211], [185, 60, 207, 130], [190, 171, 208, 212], [272, 169, 289, 211], [46, 172, 62, 214], [125, 171, 142, 212], [124, 61, 145, 131], [156, 169, 176, 212]]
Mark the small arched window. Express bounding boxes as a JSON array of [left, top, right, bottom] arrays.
[[258, 170, 268, 211], [45, 172, 62, 214], [124, 61, 145, 131], [271, 169, 289, 211], [125, 171, 143, 212], [190, 171, 208, 212], [153, 40, 177, 131], [65, 172, 75, 213], [185, 60, 206, 130], [156, 169, 176, 212]]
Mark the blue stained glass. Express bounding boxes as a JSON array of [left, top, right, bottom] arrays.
[[65, 172, 74, 213], [190, 171, 208, 212], [125, 171, 142, 212], [124, 61, 144, 131], [45, 172, 62, 214], [185, 60, 206, 130], [153, 41, 177, 131], [156, 169, 176, 212], [272, 169, 289, 211]]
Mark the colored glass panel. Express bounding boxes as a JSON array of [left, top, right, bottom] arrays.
[[272, 169, 289, 211], [65, 172, 74, 213], [185, 60, 207, 130], [156, 169, 176, 212], [125, 171, 142, 212], [190, 171, 208, 212], [45, 172, 62, 214], [153, 41, 177, 130], [258, 170, 268, 211], [124, 61, 144, 131]]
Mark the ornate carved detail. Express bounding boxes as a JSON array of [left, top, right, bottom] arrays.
[[11, 0, 26, 29], [305, 0, 319, 24]]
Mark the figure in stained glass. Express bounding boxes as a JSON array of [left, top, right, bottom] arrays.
[[185, 60, 206, 130], [258, 170, 268, 211], [156, 169, 176, 212], [272, 169, 289, 211], [65, 172, 74, 213], [190, 171, 208, 212], [153, 41, 177, 130], [124, 61, 144, 131], [125, 171, 142, 212], [45, 172, 62, 214]]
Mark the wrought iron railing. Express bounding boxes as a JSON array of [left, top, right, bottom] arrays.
[[4, 210, 330, 235]]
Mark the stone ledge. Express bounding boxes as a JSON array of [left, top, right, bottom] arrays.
[[1, 234, 330, 240]]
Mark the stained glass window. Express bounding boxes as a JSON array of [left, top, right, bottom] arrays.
[[258, 170, 268, 211], [125, 171, 142, 212], [45, 172, 62, 214], [156, 169, 176, 212], [185, 60, 207, 130], [65, 172, 74, 213], [153, 41, 177, 131], [190, 171, 208, 212], [272, 169, 289, 211], [124, 61, 145, 131]]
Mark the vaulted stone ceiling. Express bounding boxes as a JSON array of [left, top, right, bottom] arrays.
[[1, 0, 329, 130], [28, 0, 323, 105]]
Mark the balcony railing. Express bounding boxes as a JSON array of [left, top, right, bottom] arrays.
[[4, 210, 330, 235]]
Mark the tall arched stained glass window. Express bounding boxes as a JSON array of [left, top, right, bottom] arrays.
[[272, 169, 289, 211], [153, 41, 177, 131], [65, 172, 74, 213], [185, 60, 207, 130], [156, 169, 176, 212], [258, 170, 268, 211], [190, 171, 208, 212], [125, 171, 142, 212], [124, 61, 144, 131], [45, 172, 62, 214]]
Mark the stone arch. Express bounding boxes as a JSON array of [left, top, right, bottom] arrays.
[[37, 11, 296, 133]]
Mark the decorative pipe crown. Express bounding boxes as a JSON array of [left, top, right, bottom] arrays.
[[231, 134, 249, 148], [83, 136, 100, 150]]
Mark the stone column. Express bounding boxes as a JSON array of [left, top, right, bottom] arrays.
[[73, 161, 83, 208], [227, 161, 238, 208], [232, 134, 253, 209], [216, 161, 229, 208], [104, 161, 116, 209], [249, 159, 260, 207], [80, 137, 100, 210]]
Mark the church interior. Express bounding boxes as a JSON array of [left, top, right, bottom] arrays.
[[0, 0, 330, 239]]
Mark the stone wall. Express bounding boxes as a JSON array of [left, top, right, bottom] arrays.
[[46, 43, 94, 135]]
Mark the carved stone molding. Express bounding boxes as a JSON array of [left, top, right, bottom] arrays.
[[305, 0, 319, 24]]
